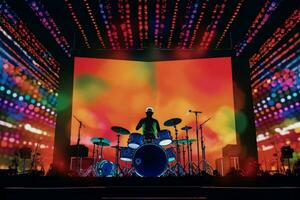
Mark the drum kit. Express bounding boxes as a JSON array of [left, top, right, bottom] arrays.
[[75, 114, 213, 177]]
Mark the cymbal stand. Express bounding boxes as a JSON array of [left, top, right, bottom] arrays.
[[172, 125, 185, 176], [182, 143, 186, 172], [114, 134, 124, 177], [199, 117, 213, 174], [92, 143, 96, 165], [188, 141, 198, 175]]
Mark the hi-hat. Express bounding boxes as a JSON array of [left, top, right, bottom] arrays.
[[181, 126, 192, 131], [173, 138, 196, 144], [111, 126, 130, 135], [164, 118, 182, 127], [90, 137, 110, 146]]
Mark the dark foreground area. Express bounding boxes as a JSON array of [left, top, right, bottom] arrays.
[[1, 176, 300, 200]]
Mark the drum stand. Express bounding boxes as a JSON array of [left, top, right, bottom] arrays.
[[188, 141, 199, 175], [183, 127, 197, 175], [171, 125, 185, 176], [114, 134, 124, 177]]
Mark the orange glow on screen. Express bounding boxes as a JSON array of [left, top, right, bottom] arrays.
[[71, 57, 236, 168]]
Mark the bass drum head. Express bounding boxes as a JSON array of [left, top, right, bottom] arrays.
[[133, 144, 168, 177]]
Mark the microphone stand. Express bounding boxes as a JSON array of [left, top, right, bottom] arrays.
[[73, 116, 85, 175], [199, 117, 211, 173], [189, 110, 202, 174]]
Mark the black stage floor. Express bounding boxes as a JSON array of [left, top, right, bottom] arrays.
[[1, 176, 300, 200]]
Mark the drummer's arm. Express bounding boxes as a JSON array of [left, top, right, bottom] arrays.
[[136, 119, 143, 130], [156, 120, 161, 132]]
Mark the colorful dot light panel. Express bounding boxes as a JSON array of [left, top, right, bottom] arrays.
[[252, 26, 300, 170], [0, 54, 56, 170], [71, 57, 236, 168]]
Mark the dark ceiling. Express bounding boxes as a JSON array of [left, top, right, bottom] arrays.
[[0, 0, 299, 90]]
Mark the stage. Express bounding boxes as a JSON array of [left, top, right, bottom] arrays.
[[1, 176, 300, 200]]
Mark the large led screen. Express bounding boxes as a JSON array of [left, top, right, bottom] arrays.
[[71, 57, 236, 175]]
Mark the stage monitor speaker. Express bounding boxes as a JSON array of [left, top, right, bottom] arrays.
[[69, 145, 89, 157], [215, 157, 240, 176], [222, 144, 241, 157]]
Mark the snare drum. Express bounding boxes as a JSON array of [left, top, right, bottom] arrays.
[[158, 130, 172, 146], [120, 147, 134, 161], [166, 147, 176, 162], [128, 133, 144, 149]]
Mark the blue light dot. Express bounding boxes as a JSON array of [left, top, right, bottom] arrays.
[[6, 90, 11, 95], [12, 93, 17, 98], [19, 96, 24, 101], [293, 92, 297, 97], [31, 99, 36, 104], [280, 98, 285, 103], [0, 86, 5, 91], [262, 100, 266, 104], [271, 93, 277, 97], [266, 97, 271, 101]]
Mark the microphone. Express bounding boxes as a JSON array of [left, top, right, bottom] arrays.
[[189, 109, 202, 114]]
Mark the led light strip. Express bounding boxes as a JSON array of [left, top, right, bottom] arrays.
[[199, 0, 228, 49], [0, 25, 59, 89], [99, 0, 120, 49], [250, 10, 300, 66], [188, 0, 209, 48], [26, 0, 71, 57], [251, 39, 300, 88], [64, 0, 91, 48], [167, 0, 180, 48], [234, 0, 281, 56], [0, 4, 60, 79], [83, 0, 106, 48], [182, 0, 200, 49], [177, 0, 192, 48], [215, 0, 244, 48]]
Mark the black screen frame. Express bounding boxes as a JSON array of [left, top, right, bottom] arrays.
[[54, 49, 257, 176]]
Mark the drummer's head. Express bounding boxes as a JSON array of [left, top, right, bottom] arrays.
[[145, 107, 154, 117]]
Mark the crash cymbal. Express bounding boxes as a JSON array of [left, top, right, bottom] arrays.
[[173, 138, 196, 144], [111, 126, 130, 135], [181, 126, 192, 131], [164, 118, 182, 127], [90, 137, 110, 146]]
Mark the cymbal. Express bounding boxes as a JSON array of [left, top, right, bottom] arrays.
[[173, 138, 196, 144], [90, 137, 110, 146], [164, 118, 182, 127], [181, 126, 192, 131], [111, 126, 130, 135]]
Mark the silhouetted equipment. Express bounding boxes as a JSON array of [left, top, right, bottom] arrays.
[[111, 126, 130, 135], [19, 147, 32, 159], [281, 145, 294, 159], [69, 145, 88, 157]]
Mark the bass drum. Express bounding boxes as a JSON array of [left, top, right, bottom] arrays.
[[95, 160, 116, 177], [133, 143, 168, 177]]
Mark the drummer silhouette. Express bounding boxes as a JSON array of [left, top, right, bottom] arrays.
[[136, 107, 161, 140]]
